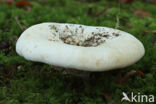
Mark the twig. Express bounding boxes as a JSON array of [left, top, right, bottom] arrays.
[[122, 70, 137, 83], [115, 15, 120, 29], [14, 16, 27, 31], [115, 70, 137, 84]]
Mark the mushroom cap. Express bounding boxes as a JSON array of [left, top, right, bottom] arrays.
[[16, 23, 145, 71]]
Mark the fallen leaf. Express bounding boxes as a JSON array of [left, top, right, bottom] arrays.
[[133, 9, 150, 18], [5, 0, 31, 9], [150, 0, 156, 3], [118, 0, 133, 3], [15, 0, 31, 8], [5, 0, 14, 5], [136, 70, 145, 77]]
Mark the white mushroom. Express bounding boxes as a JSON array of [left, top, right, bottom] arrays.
[[16, 23, 145, 71]]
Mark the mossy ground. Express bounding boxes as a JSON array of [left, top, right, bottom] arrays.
[[0, 0, 156, 104]]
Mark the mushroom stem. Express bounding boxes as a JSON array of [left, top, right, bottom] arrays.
[[62, 69, 90, 77], [62, 69, 91, 85]]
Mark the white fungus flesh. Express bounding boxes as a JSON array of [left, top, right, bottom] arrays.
[[16, 23, 145, 71]]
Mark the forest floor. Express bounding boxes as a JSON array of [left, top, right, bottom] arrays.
[[0, 0, 156, 104]]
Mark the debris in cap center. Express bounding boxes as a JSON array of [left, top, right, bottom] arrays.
[[49, 24, 121, 47]]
